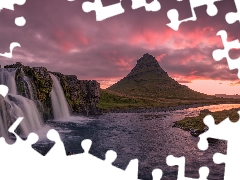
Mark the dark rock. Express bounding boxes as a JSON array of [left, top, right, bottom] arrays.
[[4, 62, 101, 121], [207, 138, 219, 144], [52, 72, 101, 115], [200, 109, 211, 114], [5, 63, 53, 120], [190, 128, 203, 137], [203, 126, 209, 132]]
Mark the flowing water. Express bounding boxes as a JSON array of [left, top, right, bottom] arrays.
[[0, 69, 44, 138], [33, 104, 240, 180], [50, 74, 71, 120], [0, 68, 239, 179]]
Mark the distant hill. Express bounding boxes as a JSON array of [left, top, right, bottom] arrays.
[[107, 53, 212, 100], [215, 94, 240, 99]]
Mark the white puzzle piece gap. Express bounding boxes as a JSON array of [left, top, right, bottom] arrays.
[[225, 0, 240, 24], [131, 0, 161, 12], [212, 30, 240, 78], [167, 0, 222, 31], [198, 114, 240, 180], [45, 129, 66, 157], [152, 169, 163, 180], [1, 0, 240, 179], [0, 42, 21, 58], [0, 0, 26, 58], [15, 16, 26, 26], [0, 85, 9, 97], [82, 0, 125, 21], [0, 0, 26, 11], [166, 155, 209, 180], [0, 116, 141, 180]]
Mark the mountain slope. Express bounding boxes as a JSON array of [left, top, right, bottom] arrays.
[[107, 53, 212, 100]]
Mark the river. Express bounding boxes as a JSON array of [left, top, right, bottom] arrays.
[[33, 104, 240, 180]]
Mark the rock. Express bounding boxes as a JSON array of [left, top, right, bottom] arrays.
[[207, 138, 219, 144], [4, 62, 101, 121], [203, 126, 209, 132], [200, 109, 211, 114], [52, 72, 101, 115], [190, 128, 203, 137], [5, 63, 53, 120]]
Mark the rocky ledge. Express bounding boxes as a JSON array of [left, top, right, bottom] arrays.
[[52, 72, 102, 115], [4, 62, 101, 120]]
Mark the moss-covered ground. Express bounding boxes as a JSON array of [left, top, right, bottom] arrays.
[[97, 89, 240, 112], [175, 108, 240, 133]]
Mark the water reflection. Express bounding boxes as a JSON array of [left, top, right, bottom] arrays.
[[33, 104, 240, 180]]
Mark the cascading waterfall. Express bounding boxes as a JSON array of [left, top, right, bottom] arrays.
[[0, 96, 11, 138], [50, 74, 71, 120], [0, 68, 17, 95], [22, 75, 36, 100], [0, 68, 44, 138]]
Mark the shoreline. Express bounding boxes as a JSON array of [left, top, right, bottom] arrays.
[[105, 101, 240, 114]]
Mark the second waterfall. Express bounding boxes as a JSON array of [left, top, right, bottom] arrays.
[[50, 74, 71, 120]]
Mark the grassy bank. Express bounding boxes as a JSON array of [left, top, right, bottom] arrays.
[[97, 89, 240, 112], [97, 89, 159, 112], [175, 108, 240, 134]]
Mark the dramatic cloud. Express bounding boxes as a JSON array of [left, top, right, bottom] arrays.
[[0, 0, 239, 93]]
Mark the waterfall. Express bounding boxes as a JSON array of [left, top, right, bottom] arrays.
[[0, 96, 11, 138], [0, 68, 44, 138], [50, 74, 71, 120], [0, 68, 17, 95], [22, 75, 36, 100]]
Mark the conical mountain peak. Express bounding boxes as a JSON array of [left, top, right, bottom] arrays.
[[138, 53, 157, 64], [136, 53, 161, 68], [127, 53, 166, 78], [108, 53, 209, 99]]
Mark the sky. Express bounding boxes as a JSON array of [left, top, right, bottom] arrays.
[[0, 0, 240, 95]]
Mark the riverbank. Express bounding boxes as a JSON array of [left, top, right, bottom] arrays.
[[97, 89, 240, 113], [100, 101, 240, 114], [173, 107, 240, 137]]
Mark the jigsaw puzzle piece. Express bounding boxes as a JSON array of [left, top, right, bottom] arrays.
[[131, 0, 161, 12], [82, 0, 125, 21], [152, 169, 163, 180], [0, 118, 44, 180], [0, 0, 26, 11], [166, 155, 209, 180], [7, 117, 41, 156], [212, 30, 240, 78], [167, 0, 222, 30], [64, 139, 139, 180], [198, 114, 238, 150], [0, 85, 9, 97], [45, 129, 66, 157], [198, 112, 240, 179], [0, 42, 21, 58], [226, 0, 240, 24], [213, 152, 234, 179], [213, 149, 240, 179]]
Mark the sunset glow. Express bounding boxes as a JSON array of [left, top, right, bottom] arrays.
[[0, 0, 239, 95]]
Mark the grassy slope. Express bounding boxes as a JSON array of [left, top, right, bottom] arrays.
[[97, 89, 159, 112], [107, 54, 212, 100], [100, 54, 240, 112], [175, 108, 240, 132], [97, 89, 240, 112]]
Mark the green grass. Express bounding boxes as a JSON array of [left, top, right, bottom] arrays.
[[175, 108, 240, 132], [97, 89, 240, 112], [97, 89, 160, 112], [103, 54, 240, 112]]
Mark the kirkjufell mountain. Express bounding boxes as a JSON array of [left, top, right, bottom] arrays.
[[108, 53, 211, 99]]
